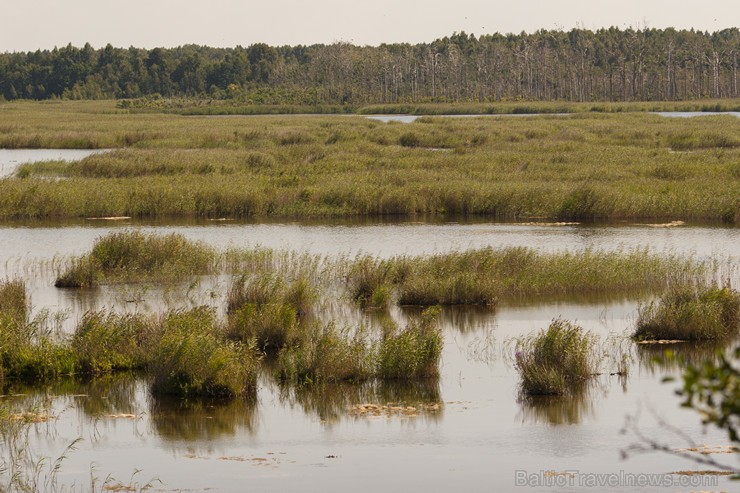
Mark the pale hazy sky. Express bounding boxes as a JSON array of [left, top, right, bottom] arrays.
[[1, 0, 737, 52]]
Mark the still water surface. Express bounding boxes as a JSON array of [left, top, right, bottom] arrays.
[[2, 219, 738, 491], [0, 148, 108, 177]]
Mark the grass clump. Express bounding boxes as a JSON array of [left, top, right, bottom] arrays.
[[0, 280, 76, 382], [226, 274, 315, 352], [634, 284, 740, 341], [55, 230, 215, 287], [277, 323, 375, 384], [278, 307, 443, 384], [149, 308, 259, 400], [377, 307, 443, 379], [0, 278, 27, 324], [344, 256, 398, 308], [71, 311, 153, 375], [514, 319, 600, 396]]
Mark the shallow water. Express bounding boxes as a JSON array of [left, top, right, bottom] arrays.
[[0, 148, 109, 177], [1, 220, 738, 492], [366, 112, 740, 123], [4, 301, 734, 492]]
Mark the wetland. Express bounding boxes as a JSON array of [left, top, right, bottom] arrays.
[[0, 101, 738, 492]]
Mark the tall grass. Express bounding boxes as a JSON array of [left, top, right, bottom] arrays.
[[71, 311, 153, 374], [634, 284, 740, 341], [0, 278, 27, 324], [55, 230, 216, 287], [148, 308, 259, 399], [226, 274, 315, 352], [1, 102, 739, 223], [344, 247, 706, 306], [278, 307, 443, 384], [513, 319, 600, 396]]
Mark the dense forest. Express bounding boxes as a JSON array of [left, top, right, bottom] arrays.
[[1, 28, 738, 104]]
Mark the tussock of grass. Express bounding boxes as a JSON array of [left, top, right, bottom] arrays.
[[72, 311, 153, 374], [278, 322, 375, 384], [226, 274, 315, 352], [55, 230, 215, 287], [634, 284, 740, 341], [0, 278, 27, 324], [377, 307, 443, 379], [514, 319, 600, 396], [278, 308, 443, 384], [149, 308, 260, 400]]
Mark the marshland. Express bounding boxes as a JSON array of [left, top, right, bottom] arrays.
[[0, 100, 739, 492]]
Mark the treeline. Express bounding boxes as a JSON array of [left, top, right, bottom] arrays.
[[1, 27, 738, 104]]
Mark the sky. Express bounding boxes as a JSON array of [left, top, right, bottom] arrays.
[[0, 0, 738, 52]]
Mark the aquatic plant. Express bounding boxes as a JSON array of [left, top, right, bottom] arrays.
[[148, 308, 259, 400], [0, 278, 27, 325], [226, 274, 315, 352], [514, 319, 600, 396], [278, 308, 443, 384], [55, 230, 215, 287], [634, 284, 740, 341], [377, 307, 443, 379], [72, 311, 153, 374]]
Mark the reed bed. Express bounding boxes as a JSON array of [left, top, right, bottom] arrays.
[[344, 247, 706, 306], [513, 319, 600, 396], [634, 284, 740, 341], [0, 101, 738, 223]]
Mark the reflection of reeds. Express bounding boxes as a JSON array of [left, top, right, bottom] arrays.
[[635, 341, 726, 374], [149, 394, 257, 442], [517, 390, 597, 425], [278, 379, 442, 424]]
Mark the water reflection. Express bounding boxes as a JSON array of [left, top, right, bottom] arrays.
[[517, 389, 599, 425], [277, 379, 442, 425], [635, 341, 726, 374], [148, 395, 257, 443]]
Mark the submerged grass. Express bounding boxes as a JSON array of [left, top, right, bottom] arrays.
[[55, 230, 216, 287], [1, 101, 739, 223], [634, 284, 740, 341], [514, 319, 600, 396]]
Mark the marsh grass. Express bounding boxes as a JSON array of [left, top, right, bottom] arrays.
[[347, 247, 705, 306], [0, 278, 27, 324], [278, 307, 443, 384], [514, 319, 600, 396], [71, 311, 153, 375], [148, 308, 259, 400], [226, 274, 316, 352], [55, 230, 216, 287], [634, 284, 740, 341], [2, 101, 739, 223], [377, 306, 443, 379]]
